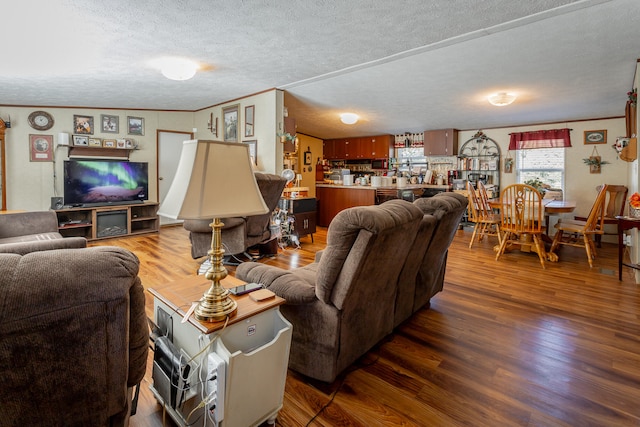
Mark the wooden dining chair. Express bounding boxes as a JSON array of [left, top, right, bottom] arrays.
[[549, 184, 608, 267], [466, 181, 502, 249], [574, 184, 627, 247], [495, 184, 546, 269]]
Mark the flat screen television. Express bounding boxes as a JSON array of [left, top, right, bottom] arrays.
[[63, 160, 149, 206]]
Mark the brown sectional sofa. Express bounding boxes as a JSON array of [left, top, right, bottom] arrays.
[[236, 193, 468, 382], [0, 210, 87, 254]]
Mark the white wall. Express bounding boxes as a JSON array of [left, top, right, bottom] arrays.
[[0, 106, 194, 211], [193, 89, 281, 174], [1, 90, 282, 211], [459, 117, 628, 221]]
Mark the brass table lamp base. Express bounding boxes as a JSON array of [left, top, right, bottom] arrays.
[[194, 218, 238, 322]]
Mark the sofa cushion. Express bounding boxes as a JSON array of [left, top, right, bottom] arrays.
[[0, 232, 63, 244], [316, 199, 423, 305]]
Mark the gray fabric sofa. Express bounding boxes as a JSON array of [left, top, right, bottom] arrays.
[[0, 210, 87, 254], [236, 193, 468, 383], [183, 172, 287, 259], [0, 246, 148, 426]]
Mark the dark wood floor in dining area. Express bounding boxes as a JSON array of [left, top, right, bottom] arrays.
[[91, 224, 640, 427]]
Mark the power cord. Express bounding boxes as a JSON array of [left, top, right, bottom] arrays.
[[302, 343, 384, 426]]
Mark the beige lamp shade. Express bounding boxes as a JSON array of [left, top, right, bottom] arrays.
[[158, 139, 268, 220]]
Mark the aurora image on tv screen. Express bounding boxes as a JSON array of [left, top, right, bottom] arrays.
[[64, 160, 149, 206]]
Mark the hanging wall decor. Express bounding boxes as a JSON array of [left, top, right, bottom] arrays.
[[582, 146, 609, 174], [503, 151, 514, 173]]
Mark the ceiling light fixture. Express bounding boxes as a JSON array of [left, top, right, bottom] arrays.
[[340, 113, 359, 125], [151, 57, 199, 81], [488, 92, 517, 107]]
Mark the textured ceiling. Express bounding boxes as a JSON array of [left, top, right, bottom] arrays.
[[1, 0, 638, 139]]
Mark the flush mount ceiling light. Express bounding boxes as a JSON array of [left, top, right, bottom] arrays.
[[340, 113, 359, 125], [488, 92, 517, 106], [150, 57, 200, 81]]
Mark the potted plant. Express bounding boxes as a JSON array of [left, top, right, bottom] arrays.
[[524, 177, 550, 192]]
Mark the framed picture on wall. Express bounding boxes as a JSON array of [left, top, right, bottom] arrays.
[[101, 114, 119, 133], [29, 134, 53, 162], [243, 140, 257, 164], [73, 115, 94, 135], [223, 104, 239, 142], [584, 130, 607, 144], [245, 105, 254, 137], [127, 116, 144, 135], [72, 135, 89, 146]]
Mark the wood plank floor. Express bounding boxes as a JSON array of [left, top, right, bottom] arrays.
[[91, 224, 640, 426]]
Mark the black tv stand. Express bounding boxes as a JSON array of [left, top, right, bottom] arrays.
[[54, 202, 159, 241]]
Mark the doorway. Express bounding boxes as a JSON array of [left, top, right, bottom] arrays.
[[157, 130, 193, 226]]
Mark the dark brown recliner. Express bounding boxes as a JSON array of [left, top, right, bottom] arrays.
[[183, 172, 287, 259], [0, 246, 148, 426]]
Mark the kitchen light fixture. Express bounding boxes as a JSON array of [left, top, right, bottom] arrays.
[[150, 57, 199, 81], [488, 92, 517, 107], [340, 113, 359, 125]]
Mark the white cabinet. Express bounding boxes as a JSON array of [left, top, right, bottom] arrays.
[[149, 277, 292, 427]]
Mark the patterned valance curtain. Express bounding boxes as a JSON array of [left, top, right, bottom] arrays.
[[508, 128, 572, 150]]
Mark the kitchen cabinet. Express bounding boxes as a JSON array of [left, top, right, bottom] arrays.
[[323, 135, 392, 160], [316, 185, 376, 226], [323, 139, 336, 160], [424, 129, 458, 156], [342, 138, 359, 159], [360, 135, 392, 159]]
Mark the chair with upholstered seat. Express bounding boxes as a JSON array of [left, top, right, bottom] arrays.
[[183, 172, 287, 263], [466, 181, 502, 249], [549, 184, 607, 267], [574, 184, 627, 248], [496, 184, 546, 269]]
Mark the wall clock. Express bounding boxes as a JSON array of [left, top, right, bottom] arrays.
[[28, 110, 54, 131]]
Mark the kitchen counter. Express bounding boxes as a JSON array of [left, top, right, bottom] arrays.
[[315, 183, 451, 226], [316, 183, 451, 191]]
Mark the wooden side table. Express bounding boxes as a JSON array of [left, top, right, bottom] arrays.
[[148, 275, 292, 427], [616, 215, 640, 280]]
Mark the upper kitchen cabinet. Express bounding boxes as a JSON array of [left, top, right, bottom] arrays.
[[424, 129, 459, 156], [323, 139, 336, 160], [323, 135, 392, 160], [360, 135, 392, 159]]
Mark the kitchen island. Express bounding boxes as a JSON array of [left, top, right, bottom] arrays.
[[315, 182, 450, 227]]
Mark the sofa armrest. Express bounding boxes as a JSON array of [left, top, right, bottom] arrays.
[[0, 237, 87, 255], [128, 277, 149, 386], [314, 250, 324, 262], [236, 262, 317, 304]]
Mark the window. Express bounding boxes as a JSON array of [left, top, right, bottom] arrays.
[[517, 147, 565, 191]]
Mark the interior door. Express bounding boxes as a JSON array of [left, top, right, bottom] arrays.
[[158, 130, 193, 225]]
